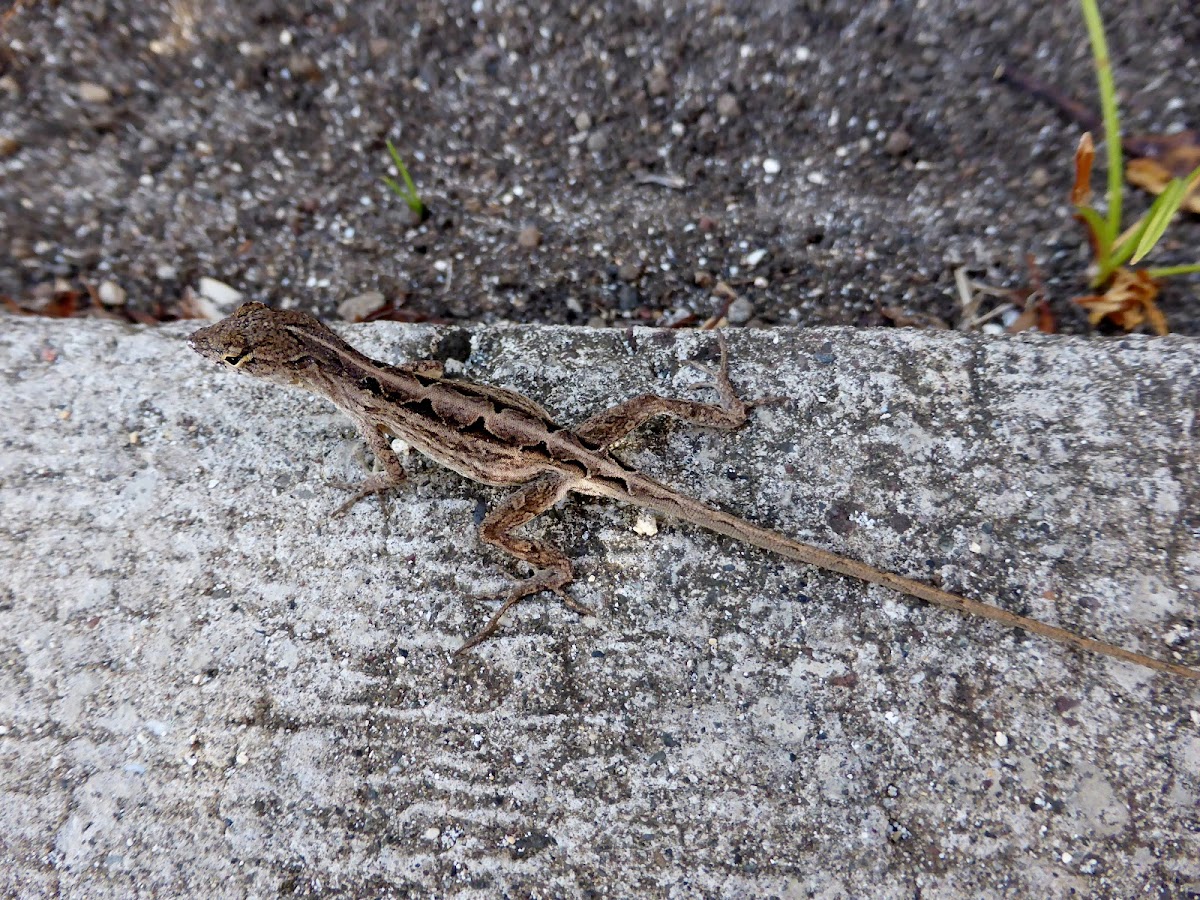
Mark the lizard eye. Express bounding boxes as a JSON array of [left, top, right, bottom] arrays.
[[223, 350, 251, 366]]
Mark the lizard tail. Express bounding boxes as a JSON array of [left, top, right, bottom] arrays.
[[631, 478, 1200, 681]]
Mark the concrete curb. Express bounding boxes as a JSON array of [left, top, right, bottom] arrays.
[[2, 316, 1198, 897]]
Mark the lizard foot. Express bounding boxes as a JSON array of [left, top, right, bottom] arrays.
[[455, 575, 593, 655], [328, 473, 404, 519], [682, 332, 754, 413], [685, 334, 783, 412]]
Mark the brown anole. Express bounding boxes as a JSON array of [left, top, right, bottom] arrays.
[[189, 303, 1199, 679]]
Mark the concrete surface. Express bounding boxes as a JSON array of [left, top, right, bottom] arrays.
[[1, 315, 1198, 898]]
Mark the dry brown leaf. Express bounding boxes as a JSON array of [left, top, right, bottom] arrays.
[[1006, 301, 1057, 335], [1002, 255, 1056, 335], [1005, 306, 1038, 334], [1071, 132, 1094, 206], [1075, 267, 1168, 335], [1139, 137, 1200, 180], [1125, 156, 1200, 214], [1037, 299, 1056, 334], [880, 305, 950, 330], [11, 289, 84, 318]]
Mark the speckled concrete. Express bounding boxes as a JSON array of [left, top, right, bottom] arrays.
[[1, 316, 1198, 898]]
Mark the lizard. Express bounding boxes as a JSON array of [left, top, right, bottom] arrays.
[[188, 302, 1200, 679]]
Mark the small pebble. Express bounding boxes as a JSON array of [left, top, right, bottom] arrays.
[[183, 288, 225, 321], [994, 731, 1009, 748], [97, 280, 126, 307], [884, 128, 913, 156], [727, 296, 754, 324], [616, 284, 639, 310], [286, 53, 319, 81], [78, 82, 112, 103], [646, 63, 670, 97], [693, 270, 713, 288], [0, 135, 19, 157], [716, 93, 740, 118], [632, 512, 658, 536], [338, 290, 385, 322], [617, 262, 641, 282], [574, 111, 592, 131], [658, 308, 692, 328], [517, 225, 542, 249], [762, 158, 781, 175], [197, 276, 243, 308], [586, 131, 608, 153], [743, 248, 767, 268]]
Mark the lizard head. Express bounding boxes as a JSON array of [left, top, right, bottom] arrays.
[[189, 301, 351, 387]]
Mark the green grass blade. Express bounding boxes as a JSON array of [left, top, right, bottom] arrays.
[[383, 139, 426, 218], [385, 139, 405, 171], [1079, 0, 1123, 246], [1075, 206, 1115, 284], [1130, 179, 1188, 265], [1074, 205, 1109, 251], [1145, 262, 1200, 278], [1107, 211, 1154, 271], [398, 161, 419, 197]]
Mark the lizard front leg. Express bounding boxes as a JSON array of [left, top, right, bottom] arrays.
[[574, 333, 761, 448], [457, 472, 589, 654], [331, 414, 408, 518]]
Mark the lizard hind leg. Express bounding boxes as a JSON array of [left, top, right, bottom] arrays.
[[573, 332, 762, 449], [455, 473, 590, 654]]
